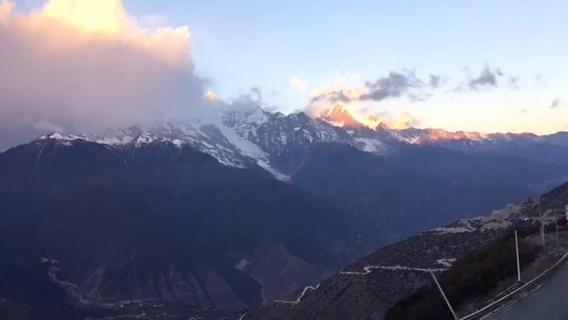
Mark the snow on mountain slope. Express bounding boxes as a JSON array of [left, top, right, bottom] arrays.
[[35, 107, 568, 179], [41, 122, 253, 169], [93, 123, 252, 168], [251, 112, 356, 155]]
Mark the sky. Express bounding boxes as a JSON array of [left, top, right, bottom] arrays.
[[122, 0, 568, 134], [4, 0, 568, 140]]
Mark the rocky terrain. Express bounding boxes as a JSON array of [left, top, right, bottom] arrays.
[[244, 204, 524, 320], [246, 184, 568, 320]]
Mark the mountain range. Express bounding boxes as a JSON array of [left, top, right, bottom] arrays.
[[0, 107, 567, 319], [75, 107, 568, 237]]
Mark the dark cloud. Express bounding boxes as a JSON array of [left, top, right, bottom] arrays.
[[508, 76, 520, 89], [429, 74, 442, 88], [310, 66, 526, 113], [468, 66, 502, 89], [360, 71, 423, 101], [549, 98, 562, 109], [250, 87, 263, 104], [310, 70, 442, 105]]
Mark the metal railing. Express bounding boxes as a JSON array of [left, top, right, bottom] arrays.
[[459, 250, 568, 320], [433, 202, 568, 320]]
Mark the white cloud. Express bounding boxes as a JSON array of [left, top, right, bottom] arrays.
[[139, 14, 169, 29], [0, 0, 209, 150]]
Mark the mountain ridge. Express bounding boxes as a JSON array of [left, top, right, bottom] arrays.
[[1, 107, 567, 319], [26, 107, 568, 180]]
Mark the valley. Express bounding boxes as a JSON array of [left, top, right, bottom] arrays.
[[0, 108, 567, 319]]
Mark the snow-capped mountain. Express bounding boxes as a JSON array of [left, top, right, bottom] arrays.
[[37, 107, 568, 180], [38, 107, 371, 180], [0, 129, 357, 318], [4, 107, 568, 320]]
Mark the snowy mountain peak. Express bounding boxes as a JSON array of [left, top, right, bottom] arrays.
[[40, 132, 83, 141], [31, 108, 568, 180]]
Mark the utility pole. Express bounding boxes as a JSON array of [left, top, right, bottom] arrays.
[[430, 271, 458, 320], [555, 216, 560, 252], [538, 196, 546, 252], [515, 230, 521, 282]]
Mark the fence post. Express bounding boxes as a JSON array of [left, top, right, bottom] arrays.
[[539, 197, 546, 252]]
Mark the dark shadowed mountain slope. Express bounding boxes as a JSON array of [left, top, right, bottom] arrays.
[[272, 142, 568, 243], [0, 137, 359, 319], [1, 110, 567, 319], [16, 111, 568, 249], [247, 183, 568, 320]]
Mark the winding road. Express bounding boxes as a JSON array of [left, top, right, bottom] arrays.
[[274, 284, 321, 305], [339, 264, 447, 275]]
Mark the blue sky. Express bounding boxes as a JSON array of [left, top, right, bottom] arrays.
[[13, 0, 568, 133]]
